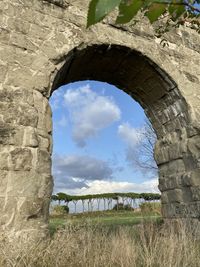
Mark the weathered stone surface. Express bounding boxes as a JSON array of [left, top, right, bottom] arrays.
[[0, 171, 8, 197], [5, 171, 53, 198], [0, 0, 200, 244], [10, 148, 33, 171], [0, 102, 38, 127], [0, 196, 50, 238], [36, 149, 52, 174], [182, 169, 200, 187], [162, 201, 200, 218]]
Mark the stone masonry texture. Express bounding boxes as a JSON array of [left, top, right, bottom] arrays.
[[0, 0, 200, 243]]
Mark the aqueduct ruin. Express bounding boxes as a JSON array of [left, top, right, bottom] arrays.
[[0, 0, 200, 242]]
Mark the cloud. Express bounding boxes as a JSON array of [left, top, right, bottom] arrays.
[[53, 154, 113, 180], [52, 154, 114, 192], [59, 178, 159, 195], [118, 123, 143, 148], [64, 84, 121, 147], [55, 176, 88, 192]]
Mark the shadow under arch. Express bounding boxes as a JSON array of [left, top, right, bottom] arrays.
[[50, 44, 198, 221]]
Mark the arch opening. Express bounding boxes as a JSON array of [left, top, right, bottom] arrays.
[[50, 80, 159, 215], [50, 44, 198, 221]]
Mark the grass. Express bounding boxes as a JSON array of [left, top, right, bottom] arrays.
[[0, 207, 199, 266], [0, 219, 200, 267], [49, 210, 162, 235]]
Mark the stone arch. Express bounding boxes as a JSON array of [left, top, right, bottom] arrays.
[[49, 43, 198, 224], [1, 0, 200, 244]]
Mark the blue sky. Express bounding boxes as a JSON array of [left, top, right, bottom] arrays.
[[50, 80, 159, 195]]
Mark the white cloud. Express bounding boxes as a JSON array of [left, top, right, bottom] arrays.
[[64, 84, 121, 147], [59, 178, 159, 195], [118, 123, 143, 148]]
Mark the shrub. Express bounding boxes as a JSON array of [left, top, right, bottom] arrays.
[[140, 202, 161, 215], [113, 203, 133, 211], [51, 205, 69, 215]]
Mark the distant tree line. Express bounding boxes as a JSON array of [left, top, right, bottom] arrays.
[[51, 192, 161, 213]]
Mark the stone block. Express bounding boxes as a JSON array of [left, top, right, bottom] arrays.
[[158, 159, 185, 180], [0, 64, 8, 83], [175, 202, 200, 218], [5, 65, 35, 89], [191, 187, 200, 201], [0, 171, 8, 197], [23, 127, 39, 148], [162, 203, 176, 217], [162, 202, 200, 218], [182, 169, 200, 187], [187, 136, 200, 160], [9, 31, 39, 51], [161, 191, 169, 204], [168, 140, 187, 161], [36, 149, 51, 174], [0, 101, 38, 127], [0, 88, 34, 106], [181, 187, 193, 202], [164, 189, 184, 203], [33, 91, 52, 132], [159, 175, 182, 191], [28, 23, 51, 41], [6, 170, 53, 198], [0, 123, 16, 145], [7, 17, 30, 35], [10, 147, 33, 171], [0, 28, 10, 44], [0, 151, 10, 170], [38, 135, 51, 151], [0, 196, 50, 231]]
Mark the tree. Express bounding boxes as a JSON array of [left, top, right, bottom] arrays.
[[56, 192, 67, 205], [127, 119, 158, 174], [87, 0, 200, 35], [52, 192, 161, 213], [51, 194, 58, 202]]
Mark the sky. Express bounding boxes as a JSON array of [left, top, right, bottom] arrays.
[[49, 80, 159, 196]]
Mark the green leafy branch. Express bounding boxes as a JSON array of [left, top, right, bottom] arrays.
[[87, 0, 200, 34]]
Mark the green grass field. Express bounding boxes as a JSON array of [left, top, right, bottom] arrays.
[[49, 210, 162, 235]]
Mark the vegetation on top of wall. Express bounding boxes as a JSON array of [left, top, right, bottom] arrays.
[[87, 0, 200, 35]]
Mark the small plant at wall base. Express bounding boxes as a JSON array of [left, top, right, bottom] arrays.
[[87, 0, 200, 35]]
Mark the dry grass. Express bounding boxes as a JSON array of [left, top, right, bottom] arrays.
[[0, 221, 199, 267]]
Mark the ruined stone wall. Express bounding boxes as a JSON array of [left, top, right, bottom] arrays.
[[0, 0, 200, 242]]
